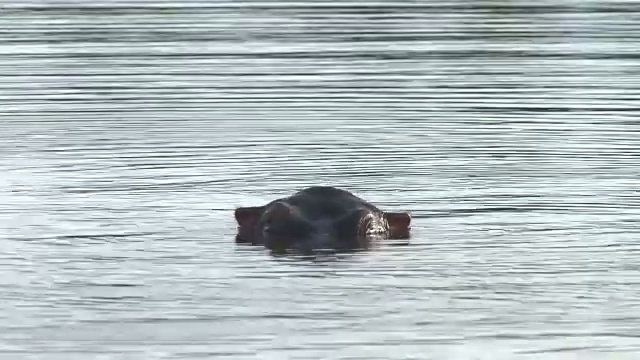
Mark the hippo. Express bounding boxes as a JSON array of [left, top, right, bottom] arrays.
[[234, 186, 411, 254]]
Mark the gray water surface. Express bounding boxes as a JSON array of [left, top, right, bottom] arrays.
[[2, 1, 640, 359]]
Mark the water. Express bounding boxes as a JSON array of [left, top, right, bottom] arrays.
[[2, 1, 640, 359]]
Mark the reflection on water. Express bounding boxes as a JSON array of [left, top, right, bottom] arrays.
[[2, 1, 640, 359]]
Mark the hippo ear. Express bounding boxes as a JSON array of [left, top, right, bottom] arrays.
[[384, 212, 411, 239], [234, 206, 264, 227]]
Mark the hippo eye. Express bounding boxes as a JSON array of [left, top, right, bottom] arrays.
[[357, 213, 386, 236], [357, 213, 375, 236], [262, 217, 277, 235]]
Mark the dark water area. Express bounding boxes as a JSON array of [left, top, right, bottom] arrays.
[[2, 1, 640, 359]]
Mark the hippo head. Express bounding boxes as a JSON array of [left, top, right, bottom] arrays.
[[234, 187, 411, 254]]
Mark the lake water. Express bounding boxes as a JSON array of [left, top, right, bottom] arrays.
[[1, 1, 640, 359]]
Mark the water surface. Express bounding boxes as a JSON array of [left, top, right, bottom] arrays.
[[1, 1, 640, 359]]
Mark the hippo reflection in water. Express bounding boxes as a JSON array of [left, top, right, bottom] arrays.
[[234, 186, 411, 254]]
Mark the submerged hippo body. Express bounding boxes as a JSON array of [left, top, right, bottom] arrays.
[[234, 186, 411, 254]]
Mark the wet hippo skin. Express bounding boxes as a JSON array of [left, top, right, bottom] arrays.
[[234, 186, 411, 254]]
